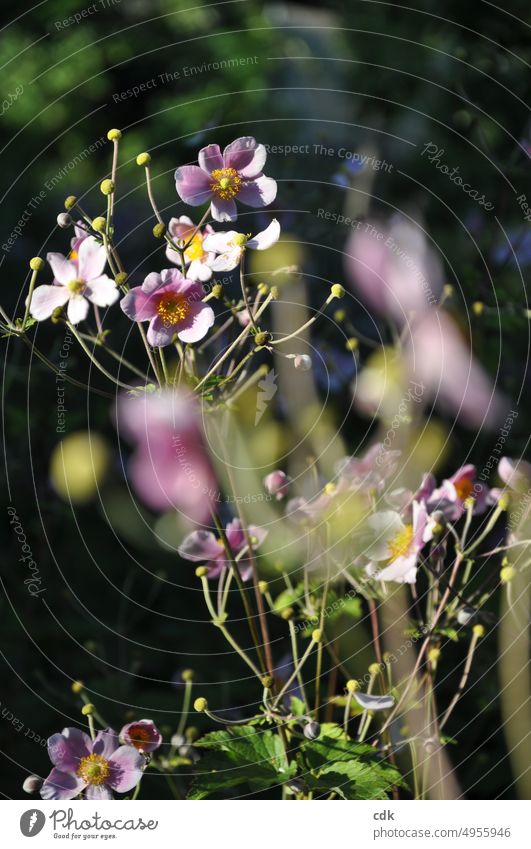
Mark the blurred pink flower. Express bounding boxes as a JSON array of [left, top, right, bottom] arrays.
[[426, 463, 489, 520], [178, 518, 267, 579], [364, 501, 431, 584], [117, 389, 216, 523], [264, 470, 289, 500], [344, 216, 443, 322]]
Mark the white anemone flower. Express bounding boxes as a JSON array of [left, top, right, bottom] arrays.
[[203, 219, 280, 272]]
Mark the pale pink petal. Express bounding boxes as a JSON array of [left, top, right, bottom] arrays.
[[211, 197, 237, 222], [47, 252, 77, 285], [40, 768, 86, 800], [175, 165, 212, 205], [85, 275, 119, 307], [67, 295, 89, 324], [187, 259, 213, 281], [47, 727, 91, 771], [107, 746, 145, 793], [142, 272, 164, 294], [92, 728, 120, 759], [29, 285, 69, 321], [246, 219, 280, 250], [375, 553, 418, 583], [176, 302, 215, 344], [198, 143, 224, 174], [78, 236, 107, 280], [85, 785, 113, 799], [120, 287, 158, 322], [178, 529, 223, 562], [209, 248, 242, 272], [223, 137, 267, 178], [147, 316, 175, 347], [238, 176, 277, 207], [202, 231, 239, 253]]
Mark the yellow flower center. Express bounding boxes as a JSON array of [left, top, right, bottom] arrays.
[[454, 478, 474, 501], [231, 233, 248, 247], [210, 167, 242, 200], [156, 292, 191, 326], [184, 233, 206, 263], [77, 753, 110, 786], [388, 523, 414, 560], [67, 278, 86, 294]]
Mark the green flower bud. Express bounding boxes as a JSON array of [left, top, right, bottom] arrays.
[[195, 566, 209, 578], [136, 152, 151, 167], [261, 675, 273, 689], [211, 283, 223, 299], [473, 624, 485, 638], [280, 607, 294, 620], [368, 662, 381, 676], [428, 648, 440, 663], [107, 128, 122, 141], [51, 307, 63, 324], [500, 565, 516, 584], [270, 285, 279, 300], [181, 669, 194, 682], [312, 628, 322, 642], [346, 679, 359, 693], [29, 257, 45, 272], [258, 580, 268, 594], [153, 223, 166, 238], [81, 703, 95, 716], [115, 272, 128, 286], [64, 195, 77, 210], [331, 283, 345, 299], [92, 216, 106, 233], [100, 179, 114, 196], [254, 331, 270, 347], [194, 697, 208, 713], [71, 680, 84, 694]]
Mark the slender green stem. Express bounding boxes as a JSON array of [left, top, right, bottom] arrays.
[[273, 635, 318, 707], [66, 322, 135, 389], [289, 620, 309, 711], [22, 269, 39, 329], [176, 679, 193, 737]]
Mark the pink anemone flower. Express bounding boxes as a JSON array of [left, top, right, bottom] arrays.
[[364, 501, 431, 584], [117, 389, 217, 524], [29, 237, 119, 324], [426, 464, 489, 520], [165, 216, 216, 282], [120, 268, 214, 347], [175, 137, 277, 222], [178, 518, 267, 580], [41, 727, 144, 800], [120, 720, 162, 754]]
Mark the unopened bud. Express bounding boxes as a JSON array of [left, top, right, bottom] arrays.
[[312, 629, 322, 643], [472, 301, 484, 316], [136, 152, 151, 166], [29, 257, 45, 272], [428, 648, 440, 664], [64, 195, 77, 210], [193, 697, 208, 713], [303, 721, 321, 740], [330, 283, 345, 299], [153, 223, 166, 238], [81, 703, 95, 716], [270, 285, 279, 300], [115, 272, 128, 286], [346, 679, 359, 693], [100, 179, 114, 196], [346, 337, 359, 351], [258, 580, 269, 594], [257, 282, 269, 295], [473, 624, 485, 638], [368, 663, 381, 676], [71, 680, 84, 694], [334, 309, 346, 322], [263, 470, 289, 501], [254, 331, 270, 347], [57, 212, 72, 228], [211, 283, 223, 299], [107, 128, 122, 141], [92, 216, 106, 232], [181, 669, 194, 682], [195, 566, 209, 578], [261, 675, 273, 689], [23, 775, 43, 794], [280, 607, 294, 620], [51, 307, 63, 324], [293, 354, 312, 371], [500, 565, 516, 584]]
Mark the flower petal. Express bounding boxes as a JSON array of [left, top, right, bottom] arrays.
[[120, 287, 158, 322], [85, 785, 113, 800], [47, 252, 77, 285], [178, 529, 223, 562], [202, 231, 239, 254], [92, 728, 120, 759], [67, 295, 89, 324], [40, 768, 86, 801], [209, 248, 242, 272], [198, 143, 224, 174], [246, 219, 280, 250], [375, 553, 418, 583], [85, 275, 119, 307], [108, 746, 145, 793], [47, 727, 91, 771], [187, 259, 213, 281], [211, 198, 237, 222], [29, 285, 70, 321], [146, 316, 175, 347], [175, 165, 212, 205], [354, 692, 395, 710], [238, 176, 277, 208], [78, 236, 107, 280], [223, 137, 266, 178], [176, 302, 215, 344]]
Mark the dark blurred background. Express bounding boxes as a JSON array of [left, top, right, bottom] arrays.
[[1, 0, 530, 799]]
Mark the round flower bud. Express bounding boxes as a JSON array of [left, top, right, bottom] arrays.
[[472, 301, 484, 316], [261, 675, 273, 689], [312, 629, 322, 643], [81, 703, 96, 716], [324, 482, 336, 496], [100, 179, 114, 195], [195, 566, 209, 578], [346, 337, 359, 351], [71, 680, 84, 694], [270, 285, 279, 300], [29, 257, 45, 272], [23, 775, 43, 795], [153, 222, 166, 238], [293, 354, 312, 371], [107, 128, 122, 141], [457, 606, 476, 625], [500, 565, 516, 584], [64, 195, 77, 210], [263, 470, 289, 501], [193, 697, 208, 713], [136, 152, 151, 166], [258, 580, 269, 594], [171, 733, 186, 749], [57, 212, 72, 228], [115, 272, 128, 286], [92, 216, 106, 232], [334, 309, 346, 322], [280, 607, 294, 620], [303, 721, 321, 740], [257, 282, 269, 295], [254, 331, 270, 347], [368, 663, 381, 676], [473, 624, 485, 638], [346, 679, 359, 693], [443, 284, 454, 299], [211, 283, 223, 299], [181, 668, 194, 682], [428, 648, 440, 664], [51, 307, 63, 324], [331, 283, 345, 299]]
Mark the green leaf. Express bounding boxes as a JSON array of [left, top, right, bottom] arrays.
[[189, 725, 297, 800]]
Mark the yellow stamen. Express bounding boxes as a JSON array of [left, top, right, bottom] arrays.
[[156, 292, 191, 326], [388, 524, 414, 560], [77, 753, 110, 786], [210, 167, 242, 201], [67, 279, 85, 294], [184, 233, 206, 263]]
